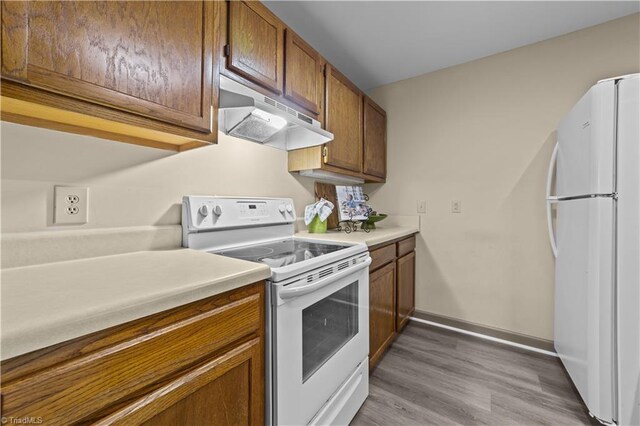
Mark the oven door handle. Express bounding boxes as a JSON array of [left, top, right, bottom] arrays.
[[278, 257, 372, 300]]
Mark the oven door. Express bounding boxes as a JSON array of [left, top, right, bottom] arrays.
[[273, 255, 371, 425]]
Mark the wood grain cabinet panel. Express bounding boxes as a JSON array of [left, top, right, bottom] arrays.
[[368, 235, 417, 369], [324, 64, 363, 173], [0, 283, 264, 425], [227, 0, 284, 95], [284, 29, 322, 115], [108, 339, 263, 426], [396, 251, 416, 331], [363, 96, 387, 179], [397, 236, 416, 258], [289, 64, 386, 182], [369, 261, 396, 369], [370, 243, 396, 272], [2, 1, 214, 133]]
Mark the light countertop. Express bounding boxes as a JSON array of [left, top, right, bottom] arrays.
[[1, 249, 270, 360], [296, 225, 419, 247]]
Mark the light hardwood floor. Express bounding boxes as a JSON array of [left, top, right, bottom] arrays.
[[352, 322, 598, 426]]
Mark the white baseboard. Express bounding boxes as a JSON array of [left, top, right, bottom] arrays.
[[410, 316, 558, 357]]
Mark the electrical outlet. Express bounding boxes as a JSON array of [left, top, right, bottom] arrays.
[[451, 200, 462, 214], [417, 200, 427, 214], [54, 186, 88, 225]]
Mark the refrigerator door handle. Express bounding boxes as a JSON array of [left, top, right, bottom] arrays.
[[546, 141, 559, 258]]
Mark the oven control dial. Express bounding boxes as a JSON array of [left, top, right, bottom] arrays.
[[212, 205, 222, 216], [198, 205, 209, 217], [286, 204, 293, 213], [278, 204, 286, 214]]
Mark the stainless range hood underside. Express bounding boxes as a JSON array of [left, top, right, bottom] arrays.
[[218, 75, 333, 151]]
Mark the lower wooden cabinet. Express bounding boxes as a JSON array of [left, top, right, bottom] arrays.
[[369, 261, 396, 368], [128, 338, 262, 426], [368, 235, 416, 370], [397, 251, 416, 331], [0, 282, 265, 425]]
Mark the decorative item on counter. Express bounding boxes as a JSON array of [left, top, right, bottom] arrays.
[[336, 185, 369, 221], [304, 198, 334, 233], [332, 185, 376, 234], [362, 212, 388, 230]]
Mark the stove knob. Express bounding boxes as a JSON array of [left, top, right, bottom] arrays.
[[212, 205, 222, 216], [198, 205, 209, 217], [286, 204, 293, 213], [278, 204, 286, 214]]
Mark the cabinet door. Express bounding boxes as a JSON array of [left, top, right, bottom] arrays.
[[396, 251, 416, 331], [363, 96, 387, 178], [1, 1, 215, 133], [325, 65, 363, 173], [284, 29, 322, 115], [103, 339, 264, 426], [369, 262, 396, 369], [227, 0, 284, 95]]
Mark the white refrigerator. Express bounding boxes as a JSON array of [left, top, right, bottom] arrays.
[[546, 74, 639, 426]]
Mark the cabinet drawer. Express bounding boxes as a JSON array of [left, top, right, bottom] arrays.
[[370, 243, 396, 271], [1, 290, 262, 424], [397, 236, 416, 257]]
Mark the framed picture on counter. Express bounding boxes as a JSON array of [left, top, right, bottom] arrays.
[[336, 186, 368, 221]]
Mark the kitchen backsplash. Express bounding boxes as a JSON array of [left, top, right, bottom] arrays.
[[1, 122, 317, 233]]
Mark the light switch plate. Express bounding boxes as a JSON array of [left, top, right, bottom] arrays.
[[417, 200, 427, 214], [54, 186, 88, 224], [451, 200, 462, 214]]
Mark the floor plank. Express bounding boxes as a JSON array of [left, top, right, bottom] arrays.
[[352, 322, 598, 426]]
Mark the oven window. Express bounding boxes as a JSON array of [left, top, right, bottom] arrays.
[[302, 281, 359, 382]]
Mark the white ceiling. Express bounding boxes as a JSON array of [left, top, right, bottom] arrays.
[[264, 1, 639, 90]]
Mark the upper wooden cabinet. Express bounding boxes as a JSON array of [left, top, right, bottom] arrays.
[[324, 65, 363, 173], [226, 0, 284, 95], [0, 1, 218, 150], [363, 96, 387, 179], [288, 66, 386, 183], [284, 30, 323, 115]]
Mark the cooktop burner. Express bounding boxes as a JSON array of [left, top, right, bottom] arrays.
[[213, 239, 352, 268], [221, 246, 275, 259]]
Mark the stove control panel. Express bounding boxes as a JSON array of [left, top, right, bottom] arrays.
[[238, 201, 268, 218], [182, 196, 296, 231]]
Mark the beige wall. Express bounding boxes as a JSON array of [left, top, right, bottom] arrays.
[[2, 14, 638, 340], [366, 14, 640, 340], [1, 124, 316, 232]]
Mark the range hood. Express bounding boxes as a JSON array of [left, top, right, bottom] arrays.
[[218, 75, 333, 150]]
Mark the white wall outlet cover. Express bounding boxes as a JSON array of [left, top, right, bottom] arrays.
[[451, 200, 462, 213], [54, 186, 89, 225]]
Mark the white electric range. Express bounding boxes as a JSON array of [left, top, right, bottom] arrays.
[[182, 196, 371, 426]]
